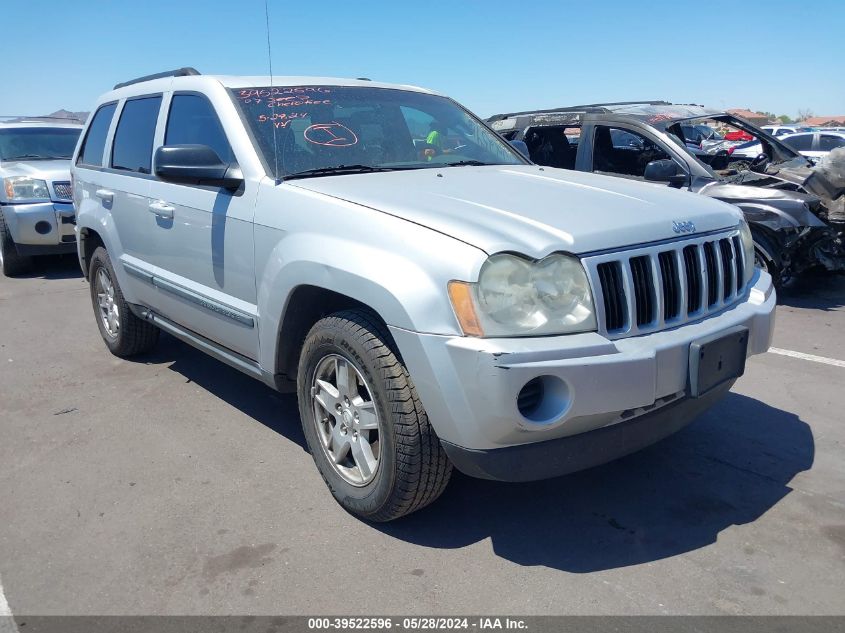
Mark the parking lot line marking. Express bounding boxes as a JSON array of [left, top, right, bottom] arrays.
[[0, 572, 18, 633], [769, 347, 845, 368], [0, 574, 10, 617]]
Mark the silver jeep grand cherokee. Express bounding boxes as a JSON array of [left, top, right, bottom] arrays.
[[72, 68, 776, 521], [1, 120, 82, 276]]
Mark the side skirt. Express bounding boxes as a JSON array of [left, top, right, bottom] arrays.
[[128, 303, 280, 389]]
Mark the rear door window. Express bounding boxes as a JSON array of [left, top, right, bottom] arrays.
[[783, 133, 814, 152], [164, 94, 234, 163], [111, 96, 162, 174], [523, 126, 578, 170], [77, 103, 117, 167]]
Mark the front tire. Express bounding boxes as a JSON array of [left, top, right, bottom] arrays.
[[0, 216, 33, 277], [88, 246, 159, 357], [752, 233, 784, 287], [297, 309, 452, 521]]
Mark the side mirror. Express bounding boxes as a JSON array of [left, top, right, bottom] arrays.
[[508, 139, 531, 159], [644, 159, 687, 187], [154, 145, 243, 190]]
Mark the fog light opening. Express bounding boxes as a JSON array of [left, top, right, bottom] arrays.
[[35, 221, 52, 235], [517, 375, 571, 424]]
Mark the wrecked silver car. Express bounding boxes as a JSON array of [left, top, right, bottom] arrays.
[[489, 102, 845, 285]]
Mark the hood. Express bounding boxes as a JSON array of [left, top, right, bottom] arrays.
[[288, 165, 741, 257], [699, 181, 827, 228], [1, 159, 72, 183], [727, 162, 844, 215]]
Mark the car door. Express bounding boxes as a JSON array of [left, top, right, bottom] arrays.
[[100, 95, 162, 309], [583, 123, 689, 185], [143, 92, 259, 359]]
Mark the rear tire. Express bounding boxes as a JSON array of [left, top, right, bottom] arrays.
[[0, 216, 33, 277], [88, 246, 159, 357], [297, 309, 452, 521]]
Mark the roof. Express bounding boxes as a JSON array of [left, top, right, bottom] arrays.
[[106, 69, 436, 99], [803, 116, 845, 126], [488, 102, 723, 129], [209, 75, 434, 94], [787, 130, 845, 138]]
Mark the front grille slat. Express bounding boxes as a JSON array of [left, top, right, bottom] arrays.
[[591, 230, 751, 337], [732, 235, 745, 293], [630, 255, 655, 326], [52, 181, 72, 201], [658, 251, 680, 320], [719, 238, 734, 300], [683, 245, 702, 314], [703, 242, 719, 307], [597, 261, 626, 331]]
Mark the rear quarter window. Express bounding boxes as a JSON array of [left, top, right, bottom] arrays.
[[77, 103, 117, 167], [111, 96, 162, 174]]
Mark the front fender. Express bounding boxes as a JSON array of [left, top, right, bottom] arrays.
[[255, 227, 484, 373]]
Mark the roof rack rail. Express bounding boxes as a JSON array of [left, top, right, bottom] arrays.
[[114, 67, 200, 90], [0, 115, 85, 124], [488, 100, 674, 122]]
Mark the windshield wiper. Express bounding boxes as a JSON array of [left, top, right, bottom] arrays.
[[284, 164, 418, 180], [4, 154, 69, 160], [438, 160, 493, 167]]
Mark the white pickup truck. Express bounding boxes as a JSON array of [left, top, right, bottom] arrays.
[[0, 120, 82, 276]]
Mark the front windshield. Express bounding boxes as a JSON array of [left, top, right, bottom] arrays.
[[232, 85, 525, 179], [0, 127, 81, 161]]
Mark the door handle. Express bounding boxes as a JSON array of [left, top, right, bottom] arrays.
[[148, 201, 175, 220], [95, 189, 114, 204]]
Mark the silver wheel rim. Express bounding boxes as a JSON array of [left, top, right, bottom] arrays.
[[311, 353, 381, 486], [95, 267, 120, 338]]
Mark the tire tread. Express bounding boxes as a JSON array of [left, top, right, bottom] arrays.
[[299, 309, 451, 521]]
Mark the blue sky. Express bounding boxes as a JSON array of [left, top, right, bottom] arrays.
[[4, 0, 843, 119]]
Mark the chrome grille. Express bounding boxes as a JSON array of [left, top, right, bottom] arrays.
[[584, 229, 749, 338], [53, 181, 72, 201]]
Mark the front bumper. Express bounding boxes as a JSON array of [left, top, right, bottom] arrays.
[[389, 270, 775, 477], [1, 201, 76, 252]]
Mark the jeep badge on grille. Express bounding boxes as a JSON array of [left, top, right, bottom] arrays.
[[672, 221, 696, 234]]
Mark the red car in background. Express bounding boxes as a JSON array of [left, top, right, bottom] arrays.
[[724, 129, 755, 141]]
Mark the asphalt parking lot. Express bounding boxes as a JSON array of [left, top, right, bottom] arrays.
[[1, 256, 843, 616]]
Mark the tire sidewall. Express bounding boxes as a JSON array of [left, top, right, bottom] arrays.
[[297, 324, 399, 519], [88, 248, 122, 351], [752, 233, 783, 286]]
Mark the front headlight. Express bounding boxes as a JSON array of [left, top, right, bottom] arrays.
[[449, 253, 597, 337], [738, 218, 755, 285], [4, 176, 50, 201]]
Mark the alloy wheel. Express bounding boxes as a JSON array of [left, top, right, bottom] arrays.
[[95, 267, 120, 337], [311, 354, 381, 486]]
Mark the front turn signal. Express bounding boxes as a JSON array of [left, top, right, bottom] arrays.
[[448, 281, 484, 337]]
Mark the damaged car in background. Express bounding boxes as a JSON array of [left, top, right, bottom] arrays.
[[489, 102, 845, 286]]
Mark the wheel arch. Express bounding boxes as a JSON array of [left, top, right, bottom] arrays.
[[272, 284, 397, 387], [78, 226, 106, 280]]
